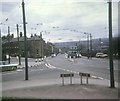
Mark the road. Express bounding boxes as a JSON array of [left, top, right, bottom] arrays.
[[2, 54, 119, 83]]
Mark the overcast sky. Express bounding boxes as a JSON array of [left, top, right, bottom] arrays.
[[0, 0, 119, 43]]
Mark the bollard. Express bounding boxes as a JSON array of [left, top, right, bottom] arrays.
[[70, 76, 72, 85], [35, 59, 37, 62], [86, 74, 88, 84], [62, 76, 64, 86], [80, 74, 82, 84], [39, 59, 41, 62]]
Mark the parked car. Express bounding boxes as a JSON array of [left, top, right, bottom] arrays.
[[96, 52, 108, 58]]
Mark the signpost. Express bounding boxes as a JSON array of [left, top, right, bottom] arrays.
[[60, 73, 74, 85]]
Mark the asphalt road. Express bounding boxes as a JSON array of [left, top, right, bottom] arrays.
[[2, 54, 119, 82]]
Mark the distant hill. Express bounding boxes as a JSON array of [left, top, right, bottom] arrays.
[[53, 38, 109, 50]]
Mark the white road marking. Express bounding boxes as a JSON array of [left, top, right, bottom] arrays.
[[29, 69, 46, 72], [44, 62, 105, 80], [16, 69, 23, 72], [91, 75, 98, 79], [97, 77, 104, 80], [2, 72, 18, 75]]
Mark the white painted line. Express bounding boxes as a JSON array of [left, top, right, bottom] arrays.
[[45, 63, 53, 69], [66, 70, 70, 72], [91, 75, 104, 80], [73, 71, 78, 74], [97, 77, 104, 80], [29, 69, 46, 72], [48, 64, 56, 69], [16, 69, 23, 72], [91, 75, 98, 79], [2, 72, 18, 75]]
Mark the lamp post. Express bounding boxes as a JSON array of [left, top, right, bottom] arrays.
[[22, 0, 28, 80]]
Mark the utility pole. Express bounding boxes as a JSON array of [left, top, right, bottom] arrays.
[[22, 0, 28, 80], [8, 26, 10, 64], [84, 32, 90, 59], [99, 38, 102, 52], [108, 0, 115, 88], [51, 45, 53, 53], [90, 33, 92, 58], [16, 24, 21, 65], [0, 28, 2, 61], [87, 33, 90, 59], [118, 2, 120, 59]]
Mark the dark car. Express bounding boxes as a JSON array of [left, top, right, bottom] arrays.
[[67, 51, 77, 58]]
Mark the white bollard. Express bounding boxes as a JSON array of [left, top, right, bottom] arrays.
[[35, 59, 37, 62]]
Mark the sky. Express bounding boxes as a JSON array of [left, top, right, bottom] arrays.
[[0, 0, 119, 43]]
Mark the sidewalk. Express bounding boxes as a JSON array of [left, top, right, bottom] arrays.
[[2, 77, 119, 99]]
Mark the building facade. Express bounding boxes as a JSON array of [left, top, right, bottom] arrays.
[[2, 33, 58, 60]]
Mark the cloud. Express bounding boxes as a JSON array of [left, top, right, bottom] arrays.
[[0, 0, 118, 42]]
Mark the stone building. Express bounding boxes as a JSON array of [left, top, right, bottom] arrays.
[[2, 33, 58, 60]]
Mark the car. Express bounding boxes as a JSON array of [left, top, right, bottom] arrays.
[[51, 54, 56, 57], [96, 52, 108, 58], [76, 53, 82, 58], [67, 51, 81, 58]]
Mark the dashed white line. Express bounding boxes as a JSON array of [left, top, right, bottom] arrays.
[[45, 62, 105, 80], [29, 69, 46, 72], [2, 72, 18, 75]]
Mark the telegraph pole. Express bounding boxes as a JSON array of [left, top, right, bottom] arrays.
[[99, 38, 102, 52], [90, 33, 92, 58], [108, 0, 115, 88], [8, 26, 10, 64], [16, 24, 21, 65], [87, 33, 89, 59], [22, 0, 28, 80], [0, 28, 2, 61]]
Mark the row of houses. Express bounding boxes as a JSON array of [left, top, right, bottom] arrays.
[[2, 33, 59, 60]]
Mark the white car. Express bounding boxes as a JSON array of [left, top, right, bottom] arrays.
[[76, 53, 82, 58], [51, 54, 56, 57], [96, 53, 108, 58]]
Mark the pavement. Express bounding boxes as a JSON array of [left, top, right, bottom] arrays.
[[1, 57, 119, 100], [2, 78, 119, 99], [2, 74, 119, 99]]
